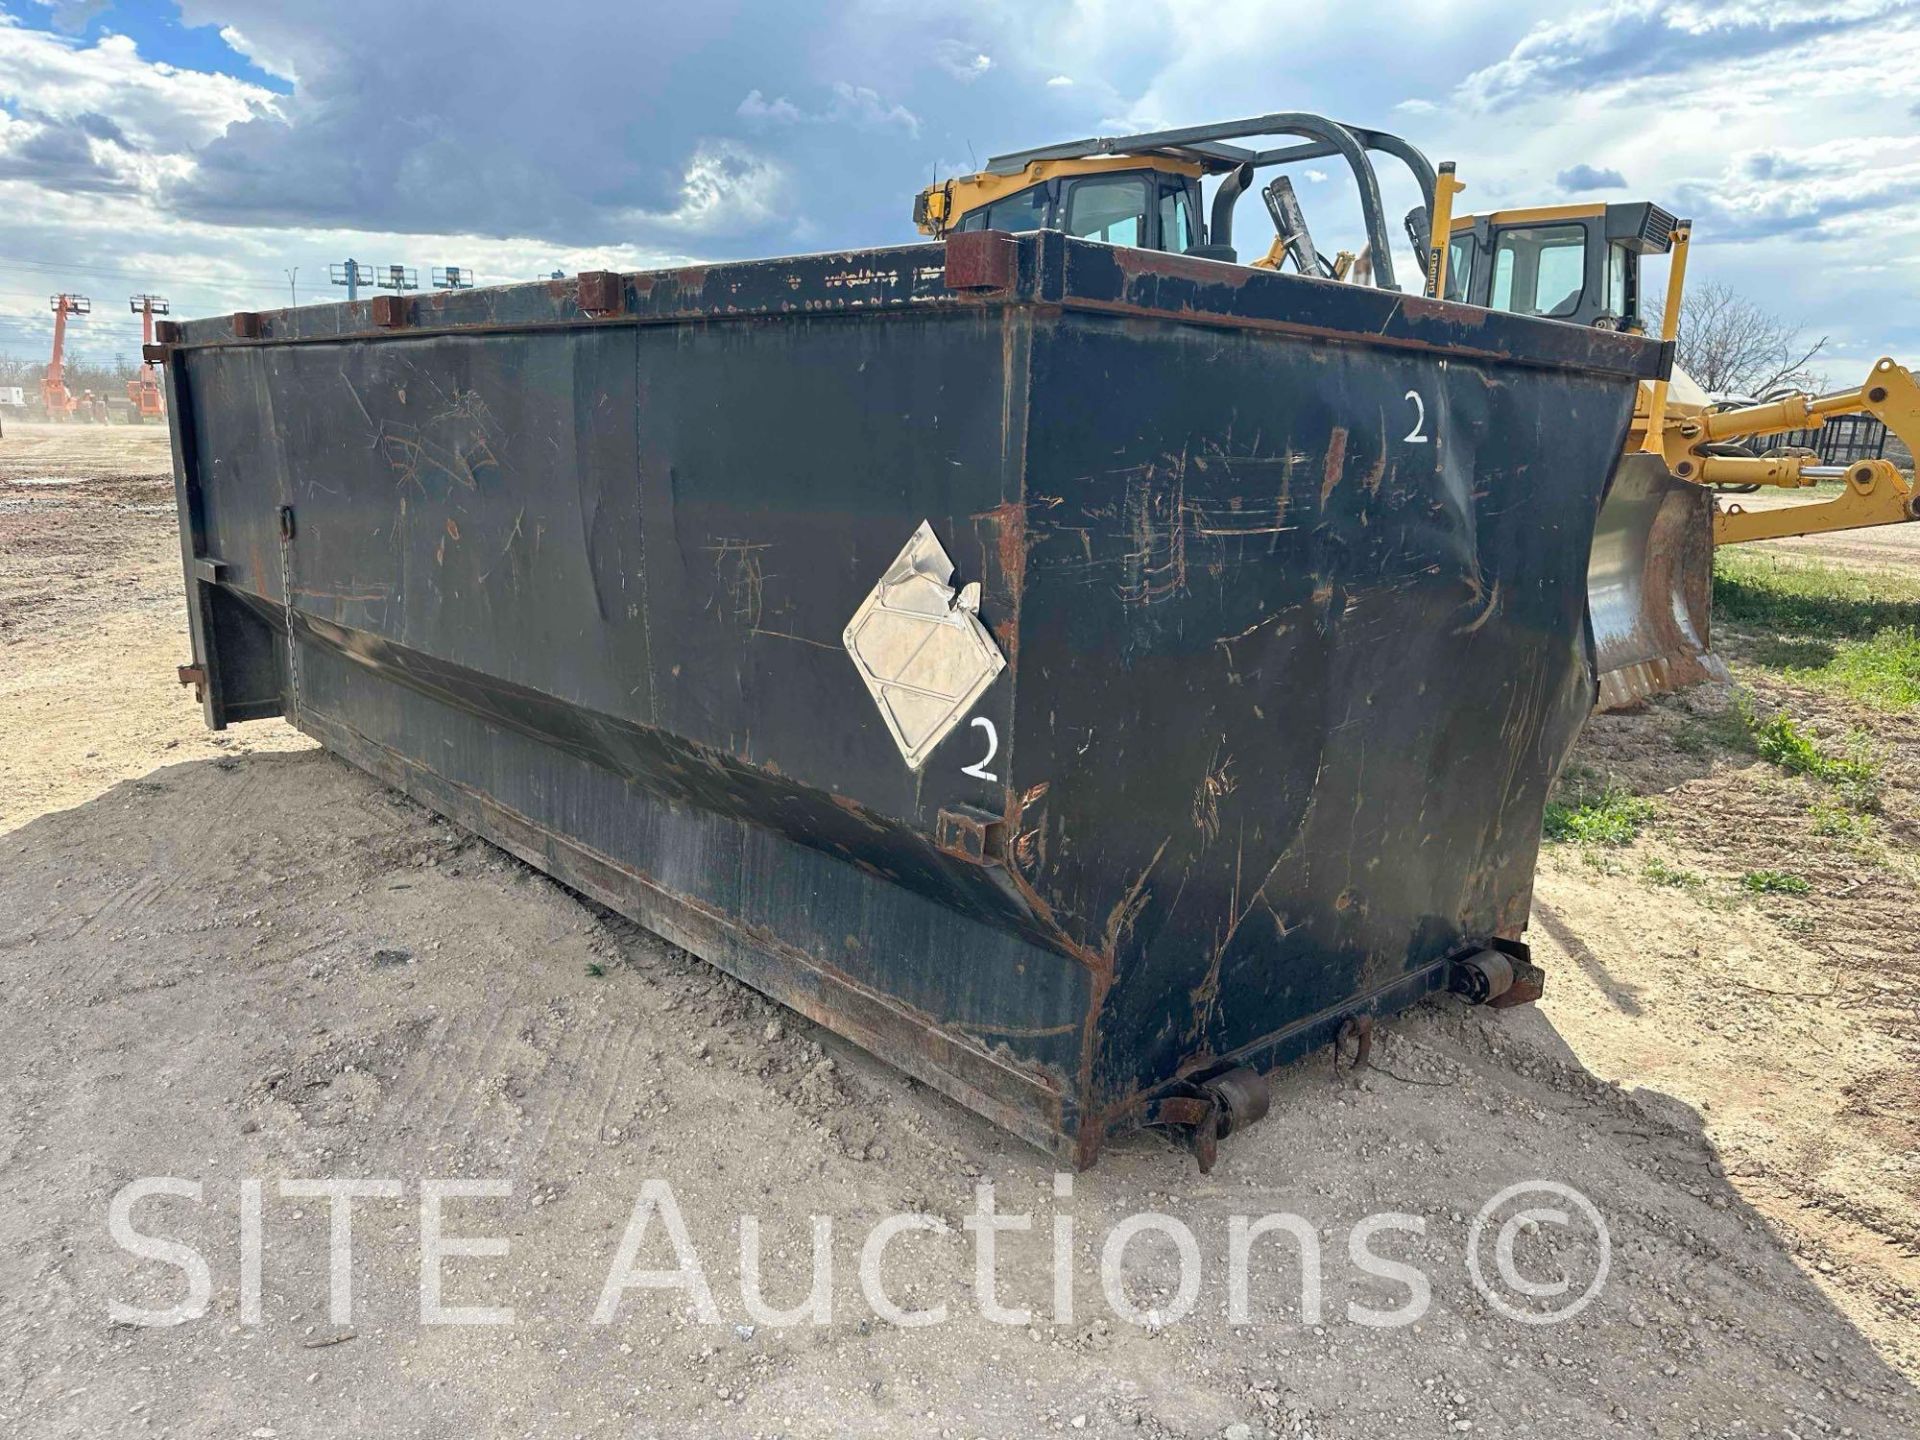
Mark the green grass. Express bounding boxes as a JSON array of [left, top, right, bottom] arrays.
[[1669, 683, 1883, 809], [1715, 550, 1920, 638], [1742, 635, 1837, 669], [1714, 552, 1920, 711], [1808, 798, 1875, 841], [1641, 857, 1706, 890], [1740, 869, 1812, 895], [1749, 710, 1881, 808], [1811, 628, 1920, 710], [1543, 777, 1656, 846]]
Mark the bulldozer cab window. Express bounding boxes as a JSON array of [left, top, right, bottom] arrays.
[[966, 184, 1052, 235], [1604, 242, 1639, 324], [1158, 184, 1196, 254], [1445, 234, 1473, 303], [1063, 174, 1150, 247], [1489, 223, 1587, 319]]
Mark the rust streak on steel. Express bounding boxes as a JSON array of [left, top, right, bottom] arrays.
[[828, 791, 891, 833], [971, 499, 1028, 607], [1052, 292, 1650, 376], [1102, 836, 1171, 957], [1110, 243, 1257, 291], [1320, 427, 1349, 506], [1073, 969, 1113, 1171], [1000, 855, 1110, 976], [946, 231, 1020, 293], [1361, 435, 1387, 496], [1400, 292, 1491, 329]]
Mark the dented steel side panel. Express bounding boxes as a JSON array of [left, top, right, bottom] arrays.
[[164, 233, 1660, 1163], [1001, 312, 1629, 1117]]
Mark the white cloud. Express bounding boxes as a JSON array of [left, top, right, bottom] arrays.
[[1457, 0, 1905, 109], [1, 0, 1916, 377], [737, 90, 805, 125], [1557, 162, 1627, 190], [629, 140, 787, 238], [1422, 1, 1920, 370], [31, 0, 109, 31], [738, 82, 919, 136], [0, 175, 694, 362], [933, 40, 992, 81], [1673, 135, 1920, 242], [216, 24, 298, 83], [0, 19, 278, 157]]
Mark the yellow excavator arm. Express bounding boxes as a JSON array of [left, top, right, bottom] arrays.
[[1662, 359, 1920, 544]]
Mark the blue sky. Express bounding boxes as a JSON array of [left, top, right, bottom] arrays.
[[1, 0, 1915, 377], [5, 0, 285, 88]]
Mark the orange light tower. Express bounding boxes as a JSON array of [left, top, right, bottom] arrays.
[[128, 294, 170, 421], [42, 293, 91, 421]]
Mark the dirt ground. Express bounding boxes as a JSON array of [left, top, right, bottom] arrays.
[[2, 421, 1917, 1439]]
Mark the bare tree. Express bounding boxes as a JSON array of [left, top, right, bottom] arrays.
[[1653, 279, 1828, 397], [0, 351, 135, 390]]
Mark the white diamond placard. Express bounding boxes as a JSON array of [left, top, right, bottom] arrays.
[[843, 521, 1005, 770]]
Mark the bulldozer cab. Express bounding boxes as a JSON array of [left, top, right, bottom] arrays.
[[1444, 201, 1679, 330], [920, 156, 1207, 255], [915, 113, 1444, 293]]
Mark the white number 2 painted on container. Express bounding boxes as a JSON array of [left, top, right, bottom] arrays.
[[960, 717, 999, 782], [1403, 389, 1430, 443]]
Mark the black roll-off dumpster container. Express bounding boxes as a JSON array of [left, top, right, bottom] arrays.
[[160, 227, 1666, 1167]]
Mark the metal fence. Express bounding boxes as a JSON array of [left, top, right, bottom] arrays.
[[1770, 414, 1891, 467]]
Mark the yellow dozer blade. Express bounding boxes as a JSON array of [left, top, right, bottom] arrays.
[[1590, 453, 1729, 711]]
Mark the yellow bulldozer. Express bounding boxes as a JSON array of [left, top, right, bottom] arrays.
[[914, 120, 1920, 708], [1438, 200, 1919, 705]]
